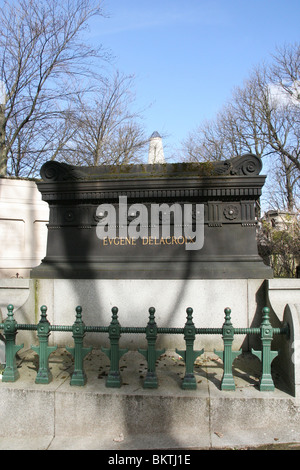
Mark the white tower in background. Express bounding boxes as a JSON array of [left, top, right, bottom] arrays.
[[0, 80, 6, 105], [148, 131, 165, 164]]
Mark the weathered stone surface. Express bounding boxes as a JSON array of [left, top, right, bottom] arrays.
[[0, 178, 49, 278]]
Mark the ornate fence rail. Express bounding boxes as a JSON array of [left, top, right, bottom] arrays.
[[0, 304, 289, 392]]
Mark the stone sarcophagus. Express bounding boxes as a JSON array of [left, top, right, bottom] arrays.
[[30, 154, 273, 279]]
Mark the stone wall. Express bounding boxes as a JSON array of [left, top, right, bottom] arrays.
[[0, 178, 49, 278]]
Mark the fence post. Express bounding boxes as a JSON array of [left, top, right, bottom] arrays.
[[2, 305, 24, 382], [214, 308, 242, 390], [138, 307, 165, 388], [102, 307, 128, 388], [66, 306, 92, 386], [176, 308, 204, 390], [31, 306, 57, 384], [252, 307, 278, 391]]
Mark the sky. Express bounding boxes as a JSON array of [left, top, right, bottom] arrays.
[[88, 0, 300, 162]]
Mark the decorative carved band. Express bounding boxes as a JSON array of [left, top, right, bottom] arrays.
[[47, 201, 257, 228], [41, 186, 262, 202]]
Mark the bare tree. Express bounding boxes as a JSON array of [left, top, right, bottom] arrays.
[[257, 211, 300, 277], [181, 44, 300, 212], [60, 72, 149, 166], [0, 0, 107, 177], [270, 43, 300, 103]]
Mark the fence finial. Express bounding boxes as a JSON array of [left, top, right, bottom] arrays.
[[138, 307, 165, 389], [101, 306, 128, 388], [67, 306, 92, 386], [176, 307, 204, 390], [2, 304, 24, 382], [214, 307, 242, 390], [252, 306, 278, 391]]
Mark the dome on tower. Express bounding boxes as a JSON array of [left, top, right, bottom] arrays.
[[150, 131, 161, 139]]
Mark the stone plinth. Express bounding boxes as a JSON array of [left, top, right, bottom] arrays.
[[0, 278, 266, 351]]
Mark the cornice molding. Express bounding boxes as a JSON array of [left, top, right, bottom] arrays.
[[40, 153, 263, 183]]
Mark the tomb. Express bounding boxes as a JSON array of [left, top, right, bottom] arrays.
[[30, 153, 272, 280]]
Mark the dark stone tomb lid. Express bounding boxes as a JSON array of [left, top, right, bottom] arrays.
[[40, 153, 262, 183]]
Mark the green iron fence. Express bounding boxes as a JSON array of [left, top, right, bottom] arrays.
[[0, 304, 289, 392]]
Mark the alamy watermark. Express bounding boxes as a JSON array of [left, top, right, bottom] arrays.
[[96, 196, 204, 251]]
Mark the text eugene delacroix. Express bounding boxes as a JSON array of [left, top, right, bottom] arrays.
[[101, 236, 196, 246]]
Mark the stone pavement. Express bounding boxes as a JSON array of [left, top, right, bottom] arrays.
[[0, 348, 300, 450]]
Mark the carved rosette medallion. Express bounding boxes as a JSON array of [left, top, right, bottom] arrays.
[[64, 210, 75, 222], [223, 205, 239, 220]]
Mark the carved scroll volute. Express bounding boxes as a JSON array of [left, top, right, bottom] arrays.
[[214, 153, 262, 176], [40, 161, 84, 182]]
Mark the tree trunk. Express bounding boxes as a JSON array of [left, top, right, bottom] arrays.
[[0, 104, 7, 176]]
